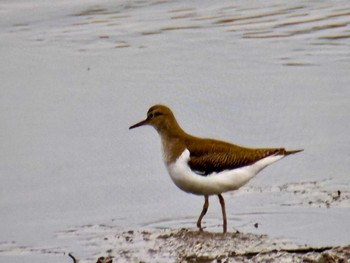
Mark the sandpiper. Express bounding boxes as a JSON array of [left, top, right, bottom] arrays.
[[129, 104, 302, 233]]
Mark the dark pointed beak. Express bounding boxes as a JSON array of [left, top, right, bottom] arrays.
[[129, 118, 149, 129]]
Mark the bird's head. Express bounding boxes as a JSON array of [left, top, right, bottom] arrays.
[[129, 104, 177, 134]]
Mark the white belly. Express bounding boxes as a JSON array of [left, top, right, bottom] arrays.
[[165, 149, 284, 195]]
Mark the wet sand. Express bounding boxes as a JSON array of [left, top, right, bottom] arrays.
[[87, 228, 350, 262], [2, 227, 350, 262]]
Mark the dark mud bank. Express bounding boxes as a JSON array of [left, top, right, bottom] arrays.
[[93, 228, 350, 262]]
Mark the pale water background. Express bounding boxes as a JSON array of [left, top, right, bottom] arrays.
[[1, 0, 350, 262]]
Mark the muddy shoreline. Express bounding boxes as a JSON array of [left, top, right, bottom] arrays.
[[2, 225, 350, 262], [1, 179, 350, 262], [67, 227, 350, 262]]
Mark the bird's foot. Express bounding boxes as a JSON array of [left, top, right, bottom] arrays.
[[197, 225, 206, 232]]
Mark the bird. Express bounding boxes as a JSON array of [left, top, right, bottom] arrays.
[[129, 104, 303, 233]]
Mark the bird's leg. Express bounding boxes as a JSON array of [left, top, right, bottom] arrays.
[[196, 195, 209, 231], [218, 194, 227, 233]]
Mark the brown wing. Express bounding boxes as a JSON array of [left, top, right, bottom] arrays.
[[187, 139, 285, 176]]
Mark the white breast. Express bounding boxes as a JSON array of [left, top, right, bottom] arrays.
[[165, 149, 284, 196]]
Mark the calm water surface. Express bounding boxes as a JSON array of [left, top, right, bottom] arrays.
[[1, 0, 350, 261]]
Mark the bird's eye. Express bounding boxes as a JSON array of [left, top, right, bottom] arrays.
[[148, 112, 162, 119]]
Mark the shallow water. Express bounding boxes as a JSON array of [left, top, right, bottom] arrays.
[[1, 0, 350, 262]]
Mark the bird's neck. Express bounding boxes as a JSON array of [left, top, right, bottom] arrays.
[[156, 117, 188, 140], [156, 119, 191, 164]]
